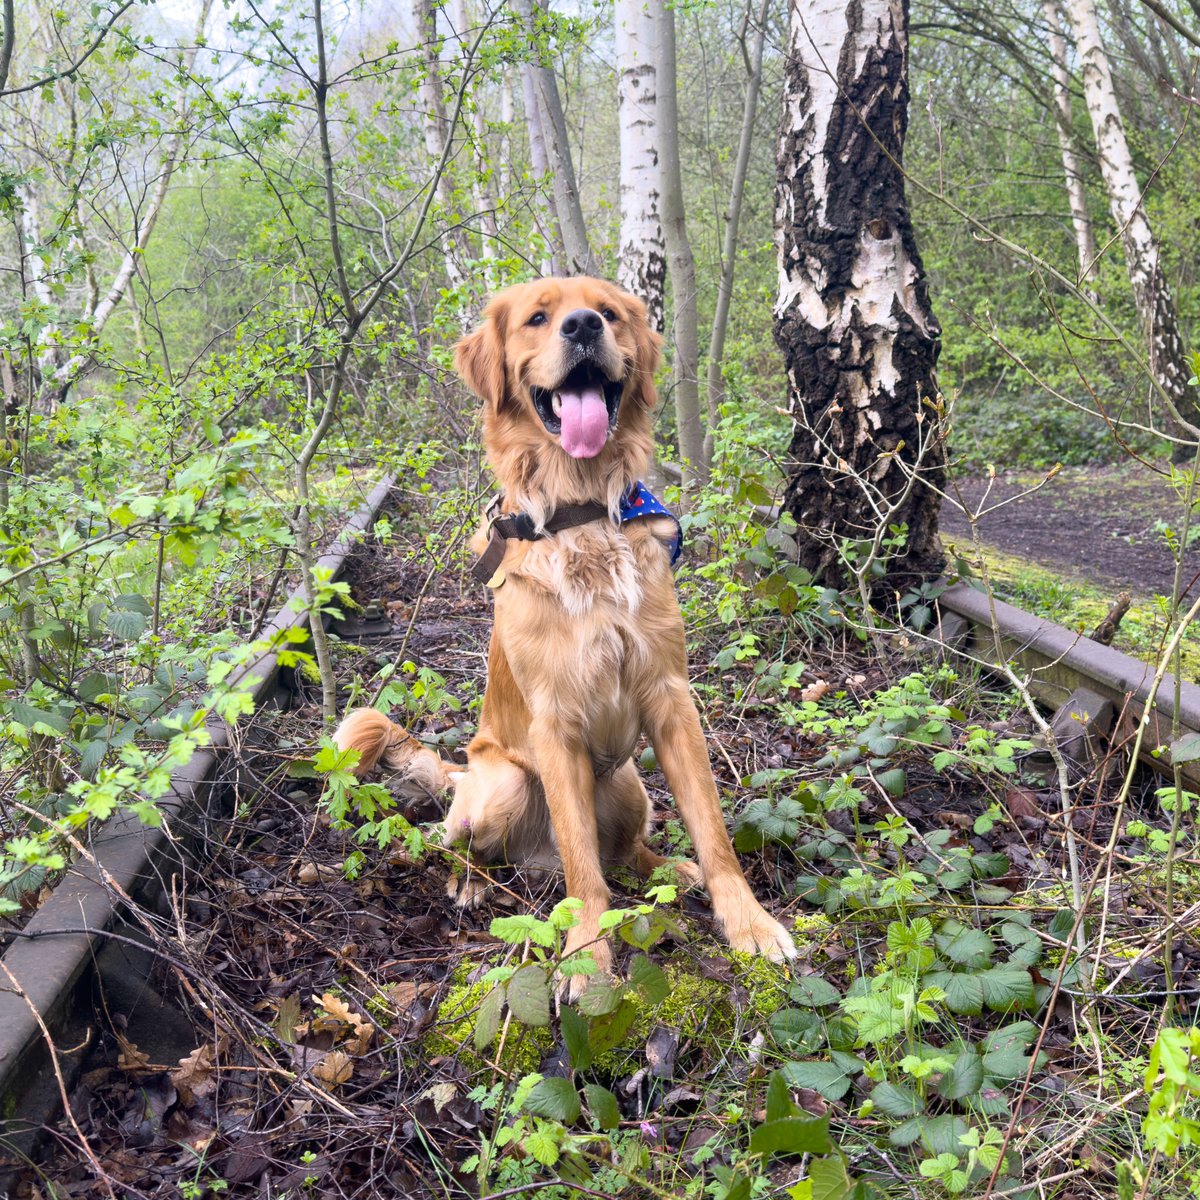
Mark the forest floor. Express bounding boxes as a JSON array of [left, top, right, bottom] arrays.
[[938, 462, 1198, 601], [10, 471, 1196, 1198]]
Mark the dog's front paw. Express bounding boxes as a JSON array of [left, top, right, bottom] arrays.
[[722, 903, 797, 963], [446, 872, 489, 910]]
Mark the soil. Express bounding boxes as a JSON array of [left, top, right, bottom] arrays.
[[938, 463, 1200, 602]]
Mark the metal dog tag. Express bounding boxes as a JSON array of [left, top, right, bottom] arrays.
[[486, 568, 506, 589]]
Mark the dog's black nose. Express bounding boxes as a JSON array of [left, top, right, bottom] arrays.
[[560, 308, 604, 346]]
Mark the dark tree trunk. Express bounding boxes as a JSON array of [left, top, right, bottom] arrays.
[[774, 0, 946, 593]]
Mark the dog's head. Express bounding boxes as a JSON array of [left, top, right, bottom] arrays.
[[455, 277, 660, 472]]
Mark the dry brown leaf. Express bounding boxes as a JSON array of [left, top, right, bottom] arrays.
[[800, 679, 831, 703], [421, 1081, 458, 1113], [170, 1043, 218, 1106], [115, 1033, 154, 1074], [312, 1050, 353, 1089], [297, 861, 344, 885]]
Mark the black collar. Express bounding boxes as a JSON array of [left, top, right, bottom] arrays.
[[470, 499, 612, 585]]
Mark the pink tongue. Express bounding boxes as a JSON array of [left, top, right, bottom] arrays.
[[558, 387, 609, 458]]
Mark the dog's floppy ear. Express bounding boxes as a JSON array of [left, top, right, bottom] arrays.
[[625, 293, 662, 407], [454, 303, 507, 407]]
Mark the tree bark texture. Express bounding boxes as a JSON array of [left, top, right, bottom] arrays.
[[774, 0, 945, 589], [1063, 0, 1196, 436], [515, 0, 592, 274], [657, 0, 705, 489], [1044, 0, 1098, 291], [705, 0, 771, 460], [614, 0, 665, 332], [415, 0, 470, 289]]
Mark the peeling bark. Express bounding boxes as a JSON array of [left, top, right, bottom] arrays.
[[774, 0, 945, 590], [615, 0, 665, 332]]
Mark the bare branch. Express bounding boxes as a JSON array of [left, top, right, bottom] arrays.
[[0, 0, 135, 97]]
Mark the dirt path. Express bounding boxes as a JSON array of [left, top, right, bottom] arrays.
[[937, 464, 1199, 602]]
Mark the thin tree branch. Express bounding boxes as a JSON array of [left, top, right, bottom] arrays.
[[0, 0, 135, 97]]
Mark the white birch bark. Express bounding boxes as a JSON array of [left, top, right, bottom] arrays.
[[520, 56, 562, 274], [657, 0, 705, 487], [774, 0, 945, 586], [1044, 0, 1098, 290], [1062, 0, 1194, 430], [614, 0, 664, 331]]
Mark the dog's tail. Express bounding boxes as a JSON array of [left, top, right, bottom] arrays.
[[332, 708, 452, 796]]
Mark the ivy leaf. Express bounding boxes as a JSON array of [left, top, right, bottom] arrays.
[[524, 1077, 580, 1123], [584, 1083, 620, 1131], [506, 964, 550, 1027]]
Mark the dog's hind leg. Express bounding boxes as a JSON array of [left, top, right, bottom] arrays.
[[443, 744, 551, 906], [598, 761, 702, 887]]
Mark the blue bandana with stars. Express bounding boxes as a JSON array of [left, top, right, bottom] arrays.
[[620, 481, 683, 565]]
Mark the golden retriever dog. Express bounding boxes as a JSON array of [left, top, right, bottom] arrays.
[[334, 277, 795, 986]]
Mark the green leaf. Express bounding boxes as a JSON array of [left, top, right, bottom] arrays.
[[918, 1114, 971, 1156], [584, 1083, 620, 1131], [474, 985, 503, 1050], [766, 1070, 797, 1122], [629, 955, 669, 1005], [770, 1008, 827, 1054], [588, 998, 637, 1054], [808, 1156, 855, 1200], [105, 608, 147, 641], [935, 920, 995, 969], [561, 1005, 593, 1071], [78, 671, 121, 702], [1170, 732, 1200, 765], [524, 1077, 580, 1123], [875, 767, 907, 796], [937, 1050, 985, 1100], [869, 1082, 923, 1117], [523, 1126, 561, 1166], [781, 1058, 859, 1101], [749, 1114, 831, 1157], [490, 913, 557, 947], [506, 964, 550, 1027], [577, 976, 623, 1016], [789, 976, 841, 1007], [79, 738, 108, 779], [112, 593, 152, 615], [978, 966, 1036, 1012], [8, 702, 69, 736], [926, 970, 983, 1016]]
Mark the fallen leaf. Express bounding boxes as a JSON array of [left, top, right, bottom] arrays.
[[171, 1043, 218, 1106], [800, 679, 831, 703], [312, 1050, 353, 1090], [297, 861, 344, 885]]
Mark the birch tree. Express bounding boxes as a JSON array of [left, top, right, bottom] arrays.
[[657, 0, 705, 489], [774, 0, 945, 589], [705, 0, 771, 460], [614, 0, 664, 331], [1062, 0, 1195, 439], [1043, 0, 1097, 292], [515, 0, 592, 274]]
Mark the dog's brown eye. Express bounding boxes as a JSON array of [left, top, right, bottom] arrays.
[[527, 312, 547, 327], [601, 308, 617, 322]]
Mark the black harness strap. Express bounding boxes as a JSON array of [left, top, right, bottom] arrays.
[[470, 501, 612, 585]]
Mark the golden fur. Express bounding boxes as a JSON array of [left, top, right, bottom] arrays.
[[335, 277, 795, 985]]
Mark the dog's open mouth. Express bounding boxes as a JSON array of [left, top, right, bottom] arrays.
[[529, 364, 624, 459]]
